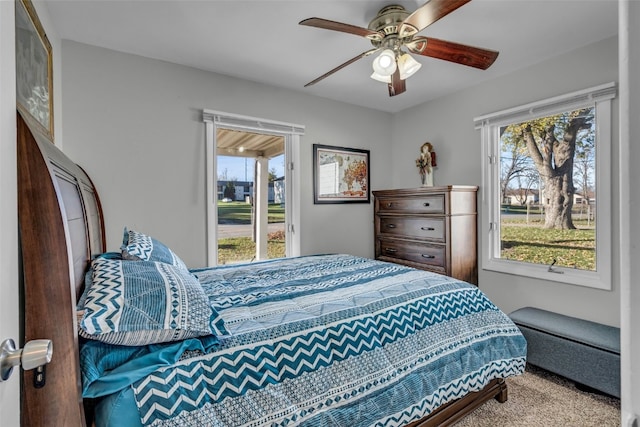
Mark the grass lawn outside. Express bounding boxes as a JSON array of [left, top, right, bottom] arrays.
[[500, 218, 595, 270], [218, 201, 284, 224], [218, 231, 285, 264], [217, 201, 286, 264]]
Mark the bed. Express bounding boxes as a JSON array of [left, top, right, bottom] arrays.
[[17, 111, 526, 427]]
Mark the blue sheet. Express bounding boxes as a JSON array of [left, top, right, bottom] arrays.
[[81, 336, 220, 398], [83, 254, 526, 427]]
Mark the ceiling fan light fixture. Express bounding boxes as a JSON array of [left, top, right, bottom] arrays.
[[370, 71, 391, 83], [398, 53, 422, 80], [299, 1, 498, 95], [372, 49, 397, 77]]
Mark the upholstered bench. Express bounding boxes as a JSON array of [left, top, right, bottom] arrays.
[[509, 307, 620, 398]]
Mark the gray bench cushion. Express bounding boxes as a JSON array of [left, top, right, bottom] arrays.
[[509, 306, 620, 398], [509, 307, 620, 354]]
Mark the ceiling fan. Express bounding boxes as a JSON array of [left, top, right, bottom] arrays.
[[299, 0, 499, 97]]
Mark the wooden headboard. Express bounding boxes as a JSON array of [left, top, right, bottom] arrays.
[[17, 111, 105, 426]]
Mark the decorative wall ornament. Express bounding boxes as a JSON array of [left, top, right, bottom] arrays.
[[416, 142, 436, 186]]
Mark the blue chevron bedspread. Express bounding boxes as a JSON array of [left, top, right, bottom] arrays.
[[82, 254, 526, 427]]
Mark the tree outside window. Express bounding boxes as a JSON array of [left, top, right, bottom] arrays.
[[499, 107, 596, 270]]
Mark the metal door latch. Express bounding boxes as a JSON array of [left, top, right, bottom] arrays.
[[0, 339, 52, 382]]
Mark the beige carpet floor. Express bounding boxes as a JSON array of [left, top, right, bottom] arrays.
[[454, 365, 620, 427]]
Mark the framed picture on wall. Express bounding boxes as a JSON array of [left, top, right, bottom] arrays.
[[313, 144, 370, 204], [15, 0, 54, 141]]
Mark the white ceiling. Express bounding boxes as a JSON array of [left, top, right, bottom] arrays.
[[45, 0, 618, 113]]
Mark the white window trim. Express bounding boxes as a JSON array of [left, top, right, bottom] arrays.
[[203, 110, 304, 267], [474, 82, 616, 290]]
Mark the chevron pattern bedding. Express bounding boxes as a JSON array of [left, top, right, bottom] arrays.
[[82, 254, 526, 427], [79, 257, 226, 346]]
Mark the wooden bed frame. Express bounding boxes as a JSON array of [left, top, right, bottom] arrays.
[[16, 111, 508, 427]]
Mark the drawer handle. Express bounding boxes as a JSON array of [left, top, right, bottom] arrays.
[[386, 202, 393, 208], [421, 254, 435, 259], [423, 202, 430, 207], [384, 248, 397, 254], [386, 224, 397, 229], [420, 227, 435, 231]]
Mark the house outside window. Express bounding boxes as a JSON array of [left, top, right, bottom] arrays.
[[475, 83, 616, 290]]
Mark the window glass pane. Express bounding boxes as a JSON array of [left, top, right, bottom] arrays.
[[498, 107, 596, 271]]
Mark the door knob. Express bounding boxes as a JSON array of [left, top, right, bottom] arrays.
[[0, 339, 52, 382]]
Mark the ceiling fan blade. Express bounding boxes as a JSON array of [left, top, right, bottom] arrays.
[[407, 36, 498, 70], [388, 69, 406, 97], [304, 49, 379, 87], [398, 0, 471, 38], [299, 17, 384, 41]]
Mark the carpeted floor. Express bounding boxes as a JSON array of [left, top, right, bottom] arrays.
[[454, 365, 620, 427]]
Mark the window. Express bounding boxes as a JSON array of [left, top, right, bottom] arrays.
[[203, 110, 304, 267], [475, 83, 616, 290]]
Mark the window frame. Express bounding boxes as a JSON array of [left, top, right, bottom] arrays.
[[203, 110, 304, 266], [475, 82, 616, 290]]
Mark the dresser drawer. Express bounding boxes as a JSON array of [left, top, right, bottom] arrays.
[[378, 216, 445, 242], [377, 195, 445, 214], [377, 239, 446, 270], [373, 187, 478, 284]]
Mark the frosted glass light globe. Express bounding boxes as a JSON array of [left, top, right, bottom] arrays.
[[372, 49, 397, 77]]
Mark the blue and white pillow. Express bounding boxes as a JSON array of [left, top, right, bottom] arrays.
[[79, 257, 226, 346], [121, 228, 188, 271], [77, 252, 123, 310]]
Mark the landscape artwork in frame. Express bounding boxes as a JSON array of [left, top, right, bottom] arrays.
[[15, 0, 53, 140], [313, 144, 370, 204]]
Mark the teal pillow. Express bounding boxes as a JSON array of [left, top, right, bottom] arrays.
[[121, 228, 188, 271], [79, 257, 226, 346]]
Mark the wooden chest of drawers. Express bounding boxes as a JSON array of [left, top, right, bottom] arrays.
[[373, 186, 478, 285]]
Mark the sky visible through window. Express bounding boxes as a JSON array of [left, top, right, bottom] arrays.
[[218, 154, 285, 182]]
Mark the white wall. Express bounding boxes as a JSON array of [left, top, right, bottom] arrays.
[[630, 1, 640, 420], [391, 36, 620, 327], [621, 0, 639, 423], [0, 1, 20, 424], [61, 41, 393, 268]]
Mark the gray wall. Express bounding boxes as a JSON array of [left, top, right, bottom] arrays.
[[61, 41, 393, 267], [391, 36, 620, 327], [61, 37, 620, 327]]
